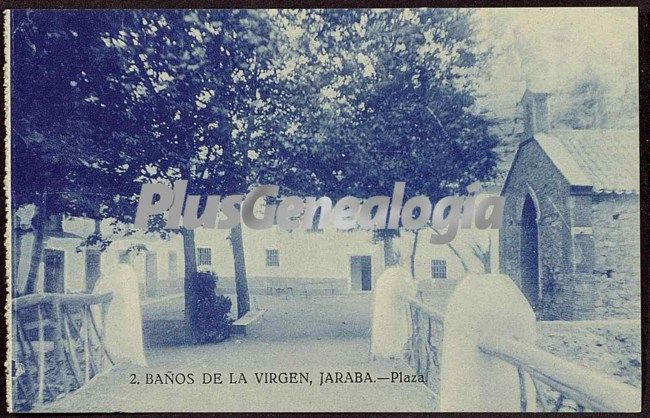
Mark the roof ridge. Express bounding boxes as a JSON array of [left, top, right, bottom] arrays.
[[549, 128, 639, 134]]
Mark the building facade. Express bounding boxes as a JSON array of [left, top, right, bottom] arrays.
[[13, 203, 499, 300], [500, 89, 640, 320]]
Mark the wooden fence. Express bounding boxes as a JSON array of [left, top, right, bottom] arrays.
[[11, 292, 114, 411], [405, 295, 641, 412]]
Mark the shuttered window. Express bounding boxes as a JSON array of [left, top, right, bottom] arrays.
[[197, 247, 212, 266], [266, 249, 279, 267], [431, 259, 447, 279]]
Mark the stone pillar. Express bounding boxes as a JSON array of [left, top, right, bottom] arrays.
[[440, 274, 537, 412]]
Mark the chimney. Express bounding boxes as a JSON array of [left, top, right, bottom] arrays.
[[520, 88, 550, 138]]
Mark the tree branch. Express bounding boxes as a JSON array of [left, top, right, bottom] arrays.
[[429, 226, 469, 272]]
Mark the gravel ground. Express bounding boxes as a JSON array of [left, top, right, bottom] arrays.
[[36, 292, 437, 412], [417, 290, 641, 388], [536, 319, 641, 387], [137, 293, 645, 390], [30, 292, 640, 412], [142, 292, 374, 344]]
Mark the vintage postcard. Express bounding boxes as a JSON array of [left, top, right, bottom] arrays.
[[4, 6, 642, 413]]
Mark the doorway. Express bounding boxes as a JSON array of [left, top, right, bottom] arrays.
[[520, 194, 540, 307], [145, 251, 158, 298], [85, 250, 102, 292], [350, 256, 372, 291], [44, 249, 65, 293], [168, 251, 178, 281]]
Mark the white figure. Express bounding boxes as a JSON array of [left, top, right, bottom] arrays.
[[94, 260, 148, 367], [370, 265, 416, 360]]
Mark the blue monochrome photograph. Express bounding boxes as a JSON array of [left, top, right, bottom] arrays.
[[4, 7, 641, 413]]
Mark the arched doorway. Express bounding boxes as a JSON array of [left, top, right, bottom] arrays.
[[520, 194, 539, 307]]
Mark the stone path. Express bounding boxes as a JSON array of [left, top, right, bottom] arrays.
[[36, 293, 437, 412]]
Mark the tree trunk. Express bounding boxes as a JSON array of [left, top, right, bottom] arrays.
[[485, 237, 492, 273], [11, 210, 23, 296], [24, 205, 46, 295], [180, 227, 198, 322], [410, 229, 420, 278], [12, 227, 24, 297], [383, 235, 399, 268], [229, 223, 250, 319]]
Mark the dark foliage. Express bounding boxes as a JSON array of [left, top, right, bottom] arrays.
[[185, 271, 233, 343]]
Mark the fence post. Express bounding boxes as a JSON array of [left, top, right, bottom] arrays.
[[51, 300, 66, 392], [99, 298, 110, 368], [439, 273, 537, 412], [36, 305, 45, 405], [83, 307, 91, 383]]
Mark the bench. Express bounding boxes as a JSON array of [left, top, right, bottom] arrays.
[[231, 310, 266, 335]]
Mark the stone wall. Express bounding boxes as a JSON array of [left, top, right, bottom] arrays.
[[500, 139, 640, 321], [538, 273, 635, 320], [538, 271, 639, 320], [500, 139, 574, 301], [537, 193, 642, 321], [591, 194, 640, 279]]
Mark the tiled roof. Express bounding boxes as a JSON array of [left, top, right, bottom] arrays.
[[534, 130, 639, 194]]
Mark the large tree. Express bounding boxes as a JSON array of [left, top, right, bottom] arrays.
[[264, 9, 500, 266], [11, 10, 121, 294], [11, 8, 501, 307], [79, 10, 303, 319]]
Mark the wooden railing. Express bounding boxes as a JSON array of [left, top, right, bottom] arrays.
[[11, 292, 114, 411], [406, 295, 445, 395], [478, 335, 641, 412], [405, 295, 641, 412]]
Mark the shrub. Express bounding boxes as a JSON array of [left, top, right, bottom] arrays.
[[186, 271, 233, 343]]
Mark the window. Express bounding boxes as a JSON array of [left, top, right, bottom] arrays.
[[118, 250, 132, 264], [266, 249, 279, 267], [431, 259, 447, 279], [197, 247, 212, 266]]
